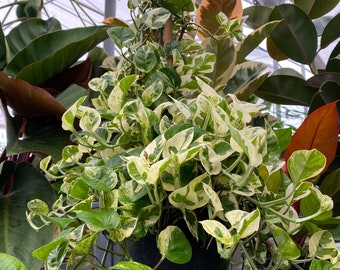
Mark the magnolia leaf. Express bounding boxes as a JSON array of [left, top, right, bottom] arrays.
[[195, 0, 243, 40], [203, 36, 236, 88], [287, 149, 326, 184], [0, 71, 66, 118], [269, 223, 301, 260], [111, 261, 153, 270], [0, 253, 28, 270], [157, 226, 192, 264], [321, 13, 340, 49], [294, 0, 340, 19], [269, 4, 317, 65], [285, 101, 339, 174]]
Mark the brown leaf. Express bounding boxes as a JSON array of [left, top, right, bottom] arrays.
[[195, 0, 243, 40], [0, 71, 66, 119], [103, 17, 129, 27]]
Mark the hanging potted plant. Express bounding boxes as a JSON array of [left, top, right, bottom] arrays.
[[25, 1, 339, 269]]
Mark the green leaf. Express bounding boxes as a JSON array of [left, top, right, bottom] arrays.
[[163, 127, 195, 157], [269, 4, 317, 65], [256, 71, 313, 106], [80, 166, 118, 192], [0, 253, 28, 270], [157, 0, 194, 14], [199, 220, 233, 245], [107, 26, 135, 50], [0, 23, 7, 70], [309, 259, 334, 270], [269, 223, 301, 260], [321, 13, 340, 49], [76, 208, 120, 230], [6, 17, 61, 60], [320, 168, 340, 197], [157, 226, 192, 264], [0, 161, 55, 270], [294, 0, 340, 19], [287, 149, 326, 183], [133, 45, 158, 73], [4, 26, 108, 85], [309, 230, 340, 263], [199, 145, 222, 175], [111, 261, 153, 270], [243, 6, 273, 29], [143, 7, 171, 29]]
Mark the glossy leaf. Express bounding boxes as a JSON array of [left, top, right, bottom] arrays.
[[157, 226, 192, 264], [319, 80, 340, 104], [306, 72, 340, 91], [326, 54, 340, 73], [0, 161, 55, 270], [107, 26, 134, 50], [0, 71, 66, 118], [6, 17, 61, 60], [158, 0, 194, 13], [294, 0, 340, 19], [195, 0, 243, 40], [320, 168, 340, 197], [287, 149, 326, 184], [243, 5, 272, 29], [143, 7, 171, 29], [256, 71, 314, 106], [133, 45, 158, 73], [4, 26, 108, 85], [321, 14, 340, 49], [76, 209, 120, 230], [269, 4, 317, 65], [0, 253, 28, 270], [269, 223, 301, 260], [285, 101, 339, 173]]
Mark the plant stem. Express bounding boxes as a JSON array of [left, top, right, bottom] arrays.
[[239, 242, 259, 270]]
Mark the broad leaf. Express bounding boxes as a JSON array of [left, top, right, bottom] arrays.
[[243, 6, 272, 29], [6, 17, 61, 60], [195, 0, 243, 40], [256, 70, 314, 106], [133, 45, 158, 73], [284, 101, 339, 173], [319, 81, 340, 104], [4, 26, 108, 85], [320, 168, 340, 197], [107, 26, 134, 50], [0, 161, 55, 270], [0, 23, 6, 70], [143, 7, 171, 29], [321, 13, 340, 49], [269, 4, 317, 65], [157, 0, 194, 14], [294, 0, 340, 19], [76, 208, 120, 230], [157, 226, 192, 264]]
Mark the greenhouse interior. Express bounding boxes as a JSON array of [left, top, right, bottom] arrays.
[[0, 1, 340, 270]]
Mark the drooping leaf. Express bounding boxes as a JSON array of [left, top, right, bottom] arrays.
[[256, 70, 314, 106], [294, 0, 340, 19], [321, 13, 340, 49], [4, 25, 108, 85], [157, 226, 192, 264], [284, 101, 339, 174], [195, 0, 243, 40], [0, 71, 66, 118], [243, 5, 273, 29], [203, 36, 236, 88], [0, 161, 55, 270], [6, 17, 61, 60], [269, 4, 317, 65]]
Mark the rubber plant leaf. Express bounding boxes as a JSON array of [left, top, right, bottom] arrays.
[[6, 17, 61, 60], [0, 71, 66, 118], [243, 5, 272, 29], [195, 0, 243, 40], [284, 100, 339, 174], [294, 0, 340, 19], [268, 4, 317, 65], [321, 13, 340, 49], [4, 25, 108, 85], [0, 22, 6, 70], [0, 161, 55, 270]]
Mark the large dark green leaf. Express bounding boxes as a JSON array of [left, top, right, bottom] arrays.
[[305, 72, 340, 91], [243, 6, 273, 29], [6, 17, 61, 60], [203, 36, 236, 88], [0, 22, 6, 70], [0, 161, 55, 270], [294, 0, 340, 19], [319, 81, 340, 104], [269, 4, 317, 65], [4, 26, 108, 85], [321, 14, 340, 49], [256, 69, 314, 106], [326, 54, 340, 73]]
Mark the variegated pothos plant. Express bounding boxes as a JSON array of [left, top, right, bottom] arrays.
[[26, 1, 339, 270]]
